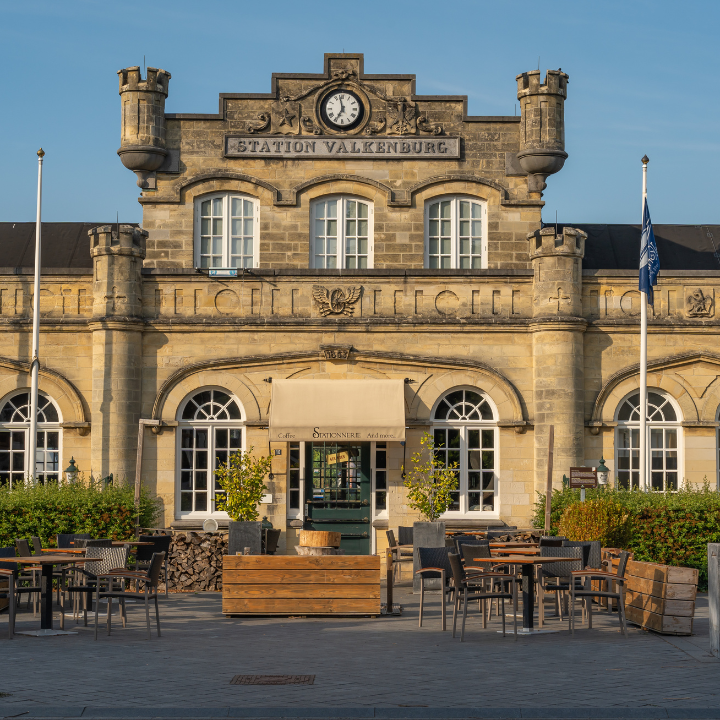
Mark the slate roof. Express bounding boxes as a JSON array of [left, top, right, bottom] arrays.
[[1, 222, 719, 272], [0, 222, 136, 271], [557, 224, 720, 271]]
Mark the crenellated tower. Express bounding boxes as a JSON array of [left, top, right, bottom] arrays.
[[516, 69, 569, 196], [117, 66, 171, 189], [528, 226, 587, 499]]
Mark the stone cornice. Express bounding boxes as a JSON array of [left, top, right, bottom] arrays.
[[87, 318, 145, 331], [527, 317, 588, 332]]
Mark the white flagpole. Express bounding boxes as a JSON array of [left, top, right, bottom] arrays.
[[639, 155, 649, 491], [29, 148, 44, 484]]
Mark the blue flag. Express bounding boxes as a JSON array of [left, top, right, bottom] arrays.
[[639, 198, 660, 306]]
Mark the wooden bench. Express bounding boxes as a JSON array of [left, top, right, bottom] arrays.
[[222, 554, 381, 616]]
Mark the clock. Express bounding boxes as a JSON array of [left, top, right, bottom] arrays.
[[320, 89, 364, 130]]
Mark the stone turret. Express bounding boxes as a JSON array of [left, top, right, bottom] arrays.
[[88, 224, 148, 480], [528, 226, 587, 501], [117, 66, 171, 189], [528, 226, 586, 318], [516, 69, 569, 195]]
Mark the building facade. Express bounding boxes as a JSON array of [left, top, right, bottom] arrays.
[[2, 54, 720, 554]]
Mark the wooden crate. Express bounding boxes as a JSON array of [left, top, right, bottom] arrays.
[[222, 554, 381, 616], [612, 557, 698, 636]]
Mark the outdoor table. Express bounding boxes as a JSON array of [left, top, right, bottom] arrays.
[[470, 555, 568, 634], [489, 542, 539, 548], [491, 547, 540, 555], [12, 555, 100, 636], [41, 548, 85, 554]]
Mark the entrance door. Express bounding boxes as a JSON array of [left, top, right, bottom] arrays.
[[305, 442, 371, 555]]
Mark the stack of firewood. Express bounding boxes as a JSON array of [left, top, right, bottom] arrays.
[[153, 531, 228, 593]]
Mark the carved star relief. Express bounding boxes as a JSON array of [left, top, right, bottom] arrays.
[[278, 108, 296, 127]]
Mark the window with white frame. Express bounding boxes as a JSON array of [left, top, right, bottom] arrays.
[[615, 390, 682, 491], [372, 442, 388, 517], [431, 388, 498, 514], [425, 197, 487, 269], [311, 196, 373, 269], [177, 388, 245, 517], [194, 193, 259, 269], [0, 391, 61, 486], [287, 441, 304, 518]]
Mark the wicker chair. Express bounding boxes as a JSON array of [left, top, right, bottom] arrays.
[[64, 546, 129, 625], [415, 546, 455, 631], [134, 535, 172, 597], [570, 550, 631, 637], [397, 526, 413, 546], [454, 536, 490, 556], [95, 552, 166, 640], [448, 552, 517, 642], [563, 540, 601, 569], [539, 535, 567, 548], [537, 545, 583, 626]]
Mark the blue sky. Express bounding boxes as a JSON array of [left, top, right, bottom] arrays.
[[1, 0, 717, 225]]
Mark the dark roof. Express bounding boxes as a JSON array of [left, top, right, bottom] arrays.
[[559, 224, 720, 271], [0, 222, 137, 270]]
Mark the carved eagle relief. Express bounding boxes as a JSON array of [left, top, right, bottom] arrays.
[[312, 286, 363, 316]]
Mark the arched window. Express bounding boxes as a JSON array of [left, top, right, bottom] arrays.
[[177, 388, 245, 518], [615, 390, 682, 491], [431, 388, 498, 514], [0, 391, 61, 486], [425, 197, 487, 269], [194, 193, 259, 269], [311, 196, 373, 269]]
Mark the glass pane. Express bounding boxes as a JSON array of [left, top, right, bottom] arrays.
[[212, 198, 222, 215], [327, 200, 337, 218], [440, 201, 451, 218], [358, 203, 368, 219], [231, 198, 242, 215], [429, 203, 439, 219], [229, 429, 242, 448], [215, 428, 228, 448], [650, 428, 663, 449], [666, 429, 677, 448], [472, 203, 482, 218], [481, 429, 494, 448], [195, 493, 207, 511], [459, 201, 470, 218], [201, 200, 211, 215], [346, 201, 356, 218], [181, 492, 193, 511], [244, 199, 253, 215]]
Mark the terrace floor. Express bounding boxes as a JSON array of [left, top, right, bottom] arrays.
[[0, 583, 718, 719]]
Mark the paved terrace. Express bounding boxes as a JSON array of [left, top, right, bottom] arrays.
[[0, 585, 718, 719]]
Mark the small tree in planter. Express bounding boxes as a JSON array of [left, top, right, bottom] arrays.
[[215, 447, 273, 555], [402, 432, 459, 521], [403, 432, 459, 592]]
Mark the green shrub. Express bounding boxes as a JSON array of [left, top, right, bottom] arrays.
[[558, 497, 632, 547], [534, 483, 720, 588], [0, 477, 161, 549]]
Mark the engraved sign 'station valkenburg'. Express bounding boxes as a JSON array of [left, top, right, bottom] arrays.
[[225, 136, 461, 160]]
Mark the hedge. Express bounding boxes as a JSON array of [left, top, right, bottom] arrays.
[[533, 484, 720, 588], [0, 478, 161, 549]]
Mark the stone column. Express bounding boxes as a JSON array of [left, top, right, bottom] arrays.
[[88, 224, 148, 481], [529, 227, 587, 496], [709, 543, 720, 657]]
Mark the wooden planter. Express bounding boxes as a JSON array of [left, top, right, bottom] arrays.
[[604, 554, 698, 635], [222, 554, 381, 616]]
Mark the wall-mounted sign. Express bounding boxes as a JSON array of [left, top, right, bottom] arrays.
[[225, 136, 460, 160], [569, 467, 598, 489], [208, 269, 238, 277], [260, 493, 273, 504], [327, 451, 351, 465]]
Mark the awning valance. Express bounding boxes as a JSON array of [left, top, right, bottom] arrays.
[[269, 379, 406, 443]]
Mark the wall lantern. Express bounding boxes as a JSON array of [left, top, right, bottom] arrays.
[[597, 456, 610, 487], [64, 457, 79, 484]]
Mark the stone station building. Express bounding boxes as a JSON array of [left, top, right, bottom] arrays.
[[1, 53, 720, 555]]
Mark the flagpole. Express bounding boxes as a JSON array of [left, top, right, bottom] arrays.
[[29, 148, 44, 484], [640, 155, 649, 491]]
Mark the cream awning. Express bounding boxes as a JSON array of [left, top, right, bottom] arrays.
[[269, 379, 406, 442]]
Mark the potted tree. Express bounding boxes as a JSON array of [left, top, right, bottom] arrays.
[[402, 432, 459, 592], [215, 446, 273, 556]]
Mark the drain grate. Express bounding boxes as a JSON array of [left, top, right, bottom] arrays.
[[230, 675, 315, 686]]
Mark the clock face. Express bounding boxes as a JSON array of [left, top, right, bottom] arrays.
[[321, 89, 364, 130]]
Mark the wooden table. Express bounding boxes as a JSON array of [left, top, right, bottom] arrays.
[[41, 548, 85, 554], [489, 542, 539, 549], [12, 555, 100, 636], [470, 555, 569, 633], [491, 547, 540, 556]]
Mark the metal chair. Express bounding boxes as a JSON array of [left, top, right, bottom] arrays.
[[86, 539, 112, 547], [135, 535, 172, 597], [386, 530, 413, 581], [563, 540, 601, 569], [397, 526, 413, 546], [31, 537, 43, 554], [56, 533, 90, 549], [415, 546, 455, 631], [14, 539, 41, 612], [0, 546, 40, 637], [94, 552, 166, 640], [448, 552, 517, 642], [537, 545, 583, 626], [64, 546, 129, 626], [539, 535, 566, 548], [570, 550, 631, 637], [454, 536, 490, 556]]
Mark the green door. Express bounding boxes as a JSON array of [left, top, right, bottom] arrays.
[[305, 442, 371, 555]]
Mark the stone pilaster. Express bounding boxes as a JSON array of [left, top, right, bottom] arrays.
[[529, 227, 587, 493], [88, 224, 147, 481]]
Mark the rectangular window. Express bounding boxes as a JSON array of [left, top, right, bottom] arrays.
[[288, 442, 303, 515], [312, 197, 373, 269], [196, 195, 259, 269], [426, 197, 486, 269], [373, 441, 387, 514]]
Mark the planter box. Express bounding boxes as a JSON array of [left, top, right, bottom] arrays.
[[222, 554, 380, 616], [227, 521, 261, 557], [605, 556, 698, 636]]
